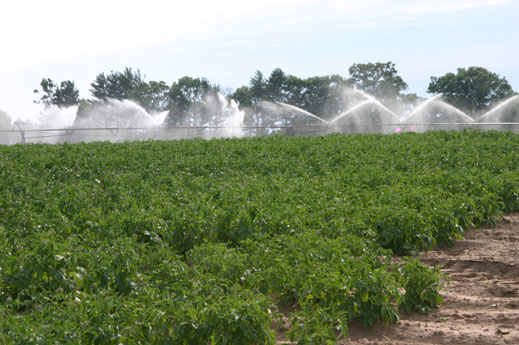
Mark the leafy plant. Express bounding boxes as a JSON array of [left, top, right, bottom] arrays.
[[1, 130, 519, 343], [398, 259, 448, 314]]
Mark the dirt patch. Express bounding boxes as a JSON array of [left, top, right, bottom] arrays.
[[275, 214, 519, 344], [341, 213, 519, 345]]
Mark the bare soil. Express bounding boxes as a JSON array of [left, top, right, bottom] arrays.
[[342, 213, 519, 345], [277, 214, 519, 345]]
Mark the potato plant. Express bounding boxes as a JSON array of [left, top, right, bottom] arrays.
[[1, 130, 519, 344]]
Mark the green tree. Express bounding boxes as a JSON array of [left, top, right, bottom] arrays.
[[250, 70, 268, 103], [265, 71, 351, 121], [288, 74, 350, 120], [166, 76, 220, 126], [348, 61, 408, 101], [428, 66, 515, 116], [138, 80, 171, 112], [34, 78, 80, 107], [233, 86, 253, 108], [233, 69, 351, 135], [266, 68, 288, 101], [90, 67, 144, 101], [89, 67, 170, 113], [232, 71, 270, 136], [235, 69, 290, 133]]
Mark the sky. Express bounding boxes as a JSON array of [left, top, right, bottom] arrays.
[[1, 0, 518, 122]]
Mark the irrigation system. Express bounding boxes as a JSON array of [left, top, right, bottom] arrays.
[[1, 123, 519, 145]]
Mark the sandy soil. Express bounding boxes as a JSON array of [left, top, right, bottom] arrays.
[[276, 213, 519, 344], [342, 213, 519, 345]]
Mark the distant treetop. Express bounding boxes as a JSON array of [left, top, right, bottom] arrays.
[[428, 66, 515, 116]]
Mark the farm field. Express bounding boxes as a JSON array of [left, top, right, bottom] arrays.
[[343, 213, 519, 345], [1, 130, 519, 344]]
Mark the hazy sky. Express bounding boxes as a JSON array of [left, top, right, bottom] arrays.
[[1, 0, 518, 121]]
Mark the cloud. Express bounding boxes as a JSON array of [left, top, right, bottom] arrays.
[[0, 0, 308, 69], [0, 0, 513, 71], [394, 0, 512, 15]]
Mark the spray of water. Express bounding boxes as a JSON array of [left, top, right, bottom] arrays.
[[274, 101, 329, 124], [0, 110, 18, 145], [404, 94, 444, 121], [2, 88, 519, 145], [74, 99, 163, 129], [477, 95, 519, 122], [351, 89, 401, 122], [0, 109, 13, 129], [220, 99, 245, 138], [328, 100, 371, 124], [433, 101, 475, 123], [38, 104, 78, 128], [402, 98, 475, 133], [404, 99, 474, 124]]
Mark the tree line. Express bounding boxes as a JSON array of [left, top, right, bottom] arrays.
[[34, 63, 516, 127]]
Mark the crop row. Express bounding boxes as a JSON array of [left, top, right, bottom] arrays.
[[1, 130, 519, 344]]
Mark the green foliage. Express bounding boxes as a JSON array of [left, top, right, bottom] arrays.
[[90, 67, 145, 101], [234, 68, 350, 135], [34, 78, 80, 107], [398, 259, 448, 314], [32, 64, 517, 130], [33, 62, 519, 136], [1, 131, 519, 343], [165, 76, 221, 126], [348, 61, 408, 101], [89, 67, 170, 112], [428, 66, 515, 116]]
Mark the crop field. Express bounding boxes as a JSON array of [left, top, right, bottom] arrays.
[[1, 130, 519, 344]]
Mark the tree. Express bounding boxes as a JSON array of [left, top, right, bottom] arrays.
[[348, 61, 408, 101], [234, 69, 289, 130], [233, 69, 352, 135], [428, 67, 515, 116], [89, 67, 170, 113], [266, 68, 288, 101], [138, 80, 170, 112], [34, 78, 80, 107], [232, 71, 270, 136], [250, 70, 268, 103], [287, 74, 350, 120], [233, 86, 253, 108], [231, 71, 269, 108], [90, 67, 144, 101], [165, 76, 220, 126]]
